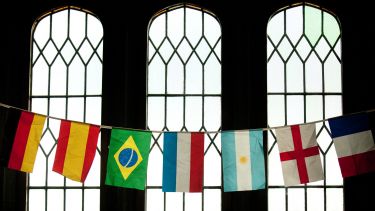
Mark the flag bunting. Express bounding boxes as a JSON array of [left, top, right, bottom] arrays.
[[1, 102, 375, 190]]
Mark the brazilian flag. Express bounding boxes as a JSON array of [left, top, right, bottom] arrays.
[[105, 129, 151, 190]]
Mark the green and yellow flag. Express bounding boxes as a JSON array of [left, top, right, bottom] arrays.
[[105, 129, 151, 190]]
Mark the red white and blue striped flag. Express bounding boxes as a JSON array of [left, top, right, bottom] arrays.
[[162, 132, 204, 192], [328, 112, 375, 178]]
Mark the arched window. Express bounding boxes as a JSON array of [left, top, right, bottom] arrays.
[[146, 3, 222, 211], [29, 6, 103, 211], [267, 3, 343, 211]]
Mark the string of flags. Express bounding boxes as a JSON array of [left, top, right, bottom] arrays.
[[1, 102, 375, 192]]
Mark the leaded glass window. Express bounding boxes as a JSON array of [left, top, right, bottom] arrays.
[[29, 6, 103, 211], [146, 4, 222, 211], [267, 3, 343, 211]]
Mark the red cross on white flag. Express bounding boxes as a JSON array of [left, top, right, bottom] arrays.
[[275, 123, 324, 186]]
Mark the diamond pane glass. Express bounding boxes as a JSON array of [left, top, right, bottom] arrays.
[[30, 7, 102, 211], [43, 41, 58, 65], [147, 5, 221, 211], [267, 4, 342, 211], [176, 38, 192, 63]]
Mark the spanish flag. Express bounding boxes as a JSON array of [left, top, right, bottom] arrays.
[[0, 106, 46, 173], [53, 120, 100, 183]]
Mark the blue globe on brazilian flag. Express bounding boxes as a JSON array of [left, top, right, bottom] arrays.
[[105, 129, 151, 190]]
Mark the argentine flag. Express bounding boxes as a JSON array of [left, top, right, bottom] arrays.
[[221, 130, 265, 192]]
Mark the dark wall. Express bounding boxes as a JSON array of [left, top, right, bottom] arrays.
[[1, 0, 374, 211]]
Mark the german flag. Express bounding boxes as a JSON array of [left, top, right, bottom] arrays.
[[53, 120, 100, 183], [0, 106, 46, 173]]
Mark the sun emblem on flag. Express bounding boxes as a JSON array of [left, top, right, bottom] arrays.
[[239, 156, 248, 164], [114, 136, 143, 180]]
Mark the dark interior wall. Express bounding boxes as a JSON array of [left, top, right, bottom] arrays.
[[0, 0, 374, 210]]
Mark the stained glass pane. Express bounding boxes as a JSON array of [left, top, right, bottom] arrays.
[[306, 95, 323, 122], [32, 58, 49, 96], [267, 12, 284, 45], [305, 6, 322, 45], [286, 95, 304, 125], [286, 53, 303, 92], [166, 193, 183, 211], [186, 54, 203, 94], [168, 9, 184, 47], [147, 189, 164, 211], [47, 190, 64, 211], [166, 97, 183, 131], [288, 189, 305, 211], [148, 54, 165, 94], [84, 190, 100, 211], [185, 97, 202, 131], [204, 54, 221, 94], [50, 56, 67, 95], [268, 189, 285, 211], [186, 193, 202, 211], [267, 95, 285, 127], [29, 190, 46, 211], [324, 53, 342, 93], [267, 53, 284, 92], [307, 189, 324, 211], [66, 189, 82, 211], [323, 13, 340, 46], [327, 189, 343, 211], [305, 52, 323, 92], [69, 10, 85, 48], [286, 6, 303, 45], [186, 9, 202, 46], [52, 10, 68, 48], [203, 189, 221, 211]]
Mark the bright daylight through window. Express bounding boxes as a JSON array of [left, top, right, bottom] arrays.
[[29, 7, 103, 211], [267, 3, 343, 211], [146, 4, 222, 211]]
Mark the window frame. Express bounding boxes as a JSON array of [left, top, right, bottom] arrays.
[[266, 3, 343, 211], [145, 3, 223, 211], [28, 6, 103, 211]]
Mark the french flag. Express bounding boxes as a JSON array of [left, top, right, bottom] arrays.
[[328, 112, 375, 178], [162, 132, 204, 192]]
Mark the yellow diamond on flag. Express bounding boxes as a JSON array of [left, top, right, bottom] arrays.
[[114, 136, 143, 180]]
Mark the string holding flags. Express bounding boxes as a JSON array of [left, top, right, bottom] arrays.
[[1, 101, 375, 191]]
